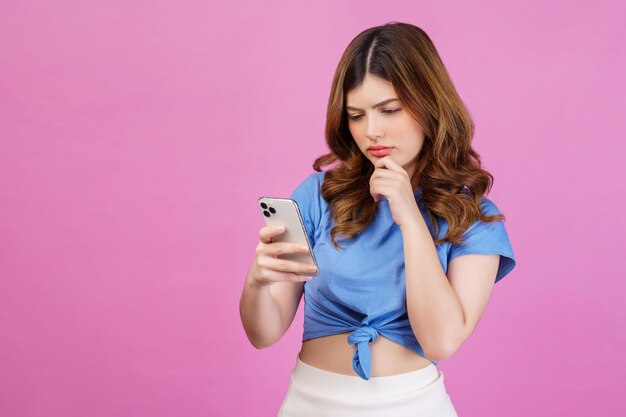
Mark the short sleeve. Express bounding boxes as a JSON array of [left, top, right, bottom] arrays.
[[289, 172, 323, 248], [448, 197, 517, 284]]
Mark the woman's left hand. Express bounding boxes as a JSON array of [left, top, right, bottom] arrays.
[[370, 156, 422, 230]]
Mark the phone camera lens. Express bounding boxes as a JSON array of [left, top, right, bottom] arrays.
[[269, 207, 276, 214], [263, 210, 270, 217], [260, 202, 267, 209]]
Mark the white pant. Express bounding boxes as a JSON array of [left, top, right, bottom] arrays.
[[277, 353, 459, 417]]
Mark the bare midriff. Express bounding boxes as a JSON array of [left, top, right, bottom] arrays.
[[298, 332, 433, 377]]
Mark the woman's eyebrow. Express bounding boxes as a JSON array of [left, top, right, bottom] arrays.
[[345, 98, 399, 111]]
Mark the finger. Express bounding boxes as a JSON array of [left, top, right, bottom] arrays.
[[259, 225, 286, 244], [370, 177, 395, 191], [260, 255, 318, 275], [262, 268, 313, 284], [371, 167, 400, 184], [374, 156, 407, 176], [266, 241, 310, 256], [370, 179, 395, 201]]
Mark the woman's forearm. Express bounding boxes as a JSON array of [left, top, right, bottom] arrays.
[[401, 218, 465, 360], [239, 270, 284, 349]]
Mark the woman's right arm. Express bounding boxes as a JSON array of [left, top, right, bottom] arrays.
[[239, 225, 315, 349]]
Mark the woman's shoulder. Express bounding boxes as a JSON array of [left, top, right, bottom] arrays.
[[292, 171, 326, 196], [427, 193, 505, 240], [311, 170, 327, 183], [477, 194, 503, 216], [290, 171, 327, 208]]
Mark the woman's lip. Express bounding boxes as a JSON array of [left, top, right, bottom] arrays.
[[369, 147, 392, 156]]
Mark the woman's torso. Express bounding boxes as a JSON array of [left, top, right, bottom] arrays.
[[298, 332, 432, 377]]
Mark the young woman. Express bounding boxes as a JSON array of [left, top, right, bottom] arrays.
[[240, 22, 517, 416]]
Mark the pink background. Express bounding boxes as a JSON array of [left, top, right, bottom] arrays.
[[1, 1, 624, 416]]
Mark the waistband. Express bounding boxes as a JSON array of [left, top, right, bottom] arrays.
[[292, 353, 442, 400]]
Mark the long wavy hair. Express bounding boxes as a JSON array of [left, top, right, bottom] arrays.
[[312, 22, 505, 250]]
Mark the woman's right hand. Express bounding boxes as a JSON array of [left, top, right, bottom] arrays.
[[248, 225, 317, 287]]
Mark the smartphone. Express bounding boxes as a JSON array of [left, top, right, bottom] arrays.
[[257, 196, 319, 277]]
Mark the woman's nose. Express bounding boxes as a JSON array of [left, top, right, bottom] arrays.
[[366, 114, 384, 138]]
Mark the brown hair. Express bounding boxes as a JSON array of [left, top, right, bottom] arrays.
[[312, 22, 505, 249]]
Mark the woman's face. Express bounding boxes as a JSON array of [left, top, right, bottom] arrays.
[[345, 73, 425, 178]]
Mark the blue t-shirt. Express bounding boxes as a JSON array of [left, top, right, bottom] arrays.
[[290, 170, 516, 380]]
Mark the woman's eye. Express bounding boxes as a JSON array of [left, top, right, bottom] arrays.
[[348, 109, 400, 120]]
